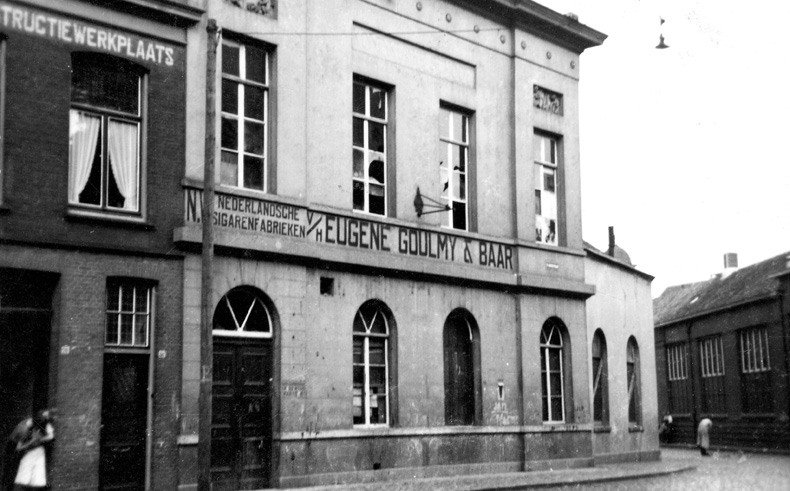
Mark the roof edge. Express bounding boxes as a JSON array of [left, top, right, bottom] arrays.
[[654, 292, 780, 329], [584, 245, 654, 281]]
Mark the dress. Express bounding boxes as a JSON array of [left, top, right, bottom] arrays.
[[696, 418, 712, 454], [14, 423, 53, 488]]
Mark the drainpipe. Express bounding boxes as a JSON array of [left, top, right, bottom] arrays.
[[198, 18, 220, 491]]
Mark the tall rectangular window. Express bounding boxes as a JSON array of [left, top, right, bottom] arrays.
[[353, 301, 391, 426], [221, 39, 269, 191], [0, 38, 6, 207], [700, 336, 726, 413], [666, 343, 691, 413], [740, 327, 772, 413], [352, 79, 388, 216], [439, 106, 470, 230], [534, 132, 559, 246], [70, 54, 143, 214]]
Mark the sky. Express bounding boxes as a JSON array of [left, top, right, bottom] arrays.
[[534, 0, 790, 297]]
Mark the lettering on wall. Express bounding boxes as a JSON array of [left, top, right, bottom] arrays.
[[185, 188, 514, 271], [0, 2, 176, 66]]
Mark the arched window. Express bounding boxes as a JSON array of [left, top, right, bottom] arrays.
[[212, 286, 273, 338], [443, 310, 481, 425], [627, 336, 642, 425], [591, 329, 609, 425], [353, 300, 393, 426], [540, 318, 568, 423]]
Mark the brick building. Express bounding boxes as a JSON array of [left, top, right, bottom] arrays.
[[654, 251, 790, 451], [0, 0, 199, 489]]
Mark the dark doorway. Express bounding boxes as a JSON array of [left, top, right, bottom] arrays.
[[211, 339, 273, 490], [444, 312, 477, 426]]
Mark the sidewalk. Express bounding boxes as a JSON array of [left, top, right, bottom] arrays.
[[286, 454, 696, 491]]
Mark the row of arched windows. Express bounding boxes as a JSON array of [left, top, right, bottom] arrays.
[[211, 287, 641, 428]]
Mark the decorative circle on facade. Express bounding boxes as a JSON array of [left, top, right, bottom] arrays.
[[546, 51, 552, 59], [446, 13, 452, 22], [521, 41, 527, 50], [474, 25, 480, 33], [500, 34, 506, 44], [416, 2, 422, 11], [570, 60, 576, 69]]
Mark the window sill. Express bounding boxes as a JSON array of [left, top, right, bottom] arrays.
[[628, 425, 644, 433], [593, 425, 611, 433], [65, 208, 154, 231]]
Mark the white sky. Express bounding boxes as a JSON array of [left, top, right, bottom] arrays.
[[535, 0, 790, 297]]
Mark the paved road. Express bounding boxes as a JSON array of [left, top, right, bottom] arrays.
[[548, 448, 790, 491]]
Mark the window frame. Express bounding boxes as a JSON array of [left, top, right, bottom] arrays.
[[627, 337, 642, 425], [352, 301, 394, 428], [740, 326, 770, 373], [220, 37, 270, 193], [666, 343, 689, 381], [700, 336, 725, 378], [104, 279, 154, 351], [69, 53, 146, 217], [443, 310, 481, 426], [540, 318, 567, 424], [439, 104, 473, 231], [591, 329, 609, 425], [533, 130, 561, 246], [352, 77, 391, 216], [212, 286, 274, 339]]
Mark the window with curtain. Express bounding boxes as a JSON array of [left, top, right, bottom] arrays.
[[352, 78, 389, 216], [591, 329, 609, 425], [439, 105, 472, 231], [540, 318, 567, 423], [353, 301, 392, 426], [221, 38, 269, 191], [627, 337, 642, 425], [69, 53, 143, 213]]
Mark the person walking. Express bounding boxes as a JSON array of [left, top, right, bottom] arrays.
[[13, 410, 54, 491], [696, 417, 713, 456]]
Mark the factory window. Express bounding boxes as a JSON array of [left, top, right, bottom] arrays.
[[591, 329, 609, 425], [221, 37, 270, 192], [353, 78, 391, 216], [443, 310, 481, 425], [627, 337, 642, 425], [353, 300, 396, 426], [439, 105, 472, 231], [69, 53, 145, 214], [534, 131, 561, 246], [700, 335, 726, 414], [540, 317, 568, 423], [740, 327, 772, 413], [666, 343, 691, 413]]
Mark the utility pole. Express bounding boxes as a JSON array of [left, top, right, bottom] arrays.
[[198, 18, 220, 491]]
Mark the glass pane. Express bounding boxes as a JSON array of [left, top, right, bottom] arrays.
[[452, 202, 466, 230], [368, 155, 385, 185], [450, 144, 464, 172], [106, 314, 119, 344], [221, 80, 239, 114], [452, 112, 466, 142], [121, 286, 134, 311], [222, 43, 239, 76], [352, 387, 364, 423], [549, 349, 561, 371], [368, 122, 385, 152], [452, 172, 464, 200], [369, 87, 385, 119], [440, 108, 450, 138], [244, 85, 265, 121], [549, 139, 557, 163], [369, 185, 385, 215], [353, 180, 364, 210], [353, 367, 364, 387], [550, 373, 562, 396], [134, 314, 148, 346], [542, 395, 549, 421], [243, 156, 264, 190], [353, 83, 366, 114], [244, 121, 265, 155], [533, 133, 543, 161], [120, 315, 133, 344], [544, 171, 556, 193], [220, 151, 238, 186], [368, 338, 385, 364], [369, 367, 385, 387], [353, 117, 364, 148], [551, 397, 563, 420], [107, 284, 120, 311], [135, 286, 148, 313], [353, 338, 364, 363], [353, 149, 364, 178], [245, 45, 266, 83], [372, 395, 387, 424], [368, 310, 387, 334], [221, 117, 238, 150]]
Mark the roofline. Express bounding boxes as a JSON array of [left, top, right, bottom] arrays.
[[449, 0, 607, 53], [584, 245, 654, 281], [654, 292, 780, 329]]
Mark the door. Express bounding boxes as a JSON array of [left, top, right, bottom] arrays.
[[99, 353, 149, 491], [212, 340, 272, 490], [444, 315, 475, 425]]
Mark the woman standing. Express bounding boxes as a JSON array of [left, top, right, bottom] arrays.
[[13, 411, 54, 491]]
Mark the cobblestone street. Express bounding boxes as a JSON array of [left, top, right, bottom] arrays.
[[550, 448, 790, 491]]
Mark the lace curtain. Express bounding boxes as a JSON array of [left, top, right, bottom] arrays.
[[108, 120, 139, 211], [68, 110, 100, 203]]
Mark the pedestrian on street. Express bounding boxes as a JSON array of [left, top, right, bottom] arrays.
[[697, 417, 712, 456], [13, 410, 54, 491]]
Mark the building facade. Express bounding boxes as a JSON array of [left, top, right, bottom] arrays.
[[654, 252, 790, 452]]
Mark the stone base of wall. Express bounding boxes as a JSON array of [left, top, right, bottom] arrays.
[[593, 449, 660, 465]]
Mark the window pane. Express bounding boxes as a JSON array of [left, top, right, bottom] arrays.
[[244, 85, 265, 121], [121, 286, 134, 311], [550, 397, 563, 421], [368, 122, 385, 152], [245, 45, 266, 84], [353, 149, 364, 178], [550, 373, 562, 396], [221, 80, 239, 114], [369, 367, 385, 387], [352, 387, 364, 423], [452, 202, 466, 230], [120, 315, 133, 344], [353, 180, 364, 210], [353, 83, 366, 114], [453, 172, 465, 200], [221, 117, 238, 150], [221, 150, 238, 186], [548, 349, 561, 371], [369, 185, 385, 215], [135, 286, 148, 313], [452, 113, 466, 143], [544, 170, 556, 193], [440, 108, 450, 138], [244, 121, 265, 155], [368, 338, 385, 364], [222, 43, 239, 76], [353, 117, 364, 148], [450, 144, 464, 172], [368, 155, 385, 185], [353, 338, 364, 363], [106, 314, 119, 344], [372, 395, 387, 424], [134, 314, 148, 346], [369, 87, 385, 119], [243, 156, 264, 190]]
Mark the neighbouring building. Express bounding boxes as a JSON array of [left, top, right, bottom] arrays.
[[654, 251, 790, 452]]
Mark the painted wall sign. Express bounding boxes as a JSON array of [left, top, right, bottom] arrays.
[[0, 2, 176, 66], [184, 188, 514, 271]]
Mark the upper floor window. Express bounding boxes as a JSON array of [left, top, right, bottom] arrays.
[[666, 343, 688, 381], [70, 54, 144, 213], [627, 337, 642, 425], [534, 132, 560, 246], [700, 336, 725, 377], [221, 39, 269, 191], [439, 106, 470, 230], [352, 79, 389, 216], [591, 329, 609, 425], [105, 280, 152, 348], [353, 300, 393, 426], [740, 326, 772, 413], [540, 318, 568, 423]]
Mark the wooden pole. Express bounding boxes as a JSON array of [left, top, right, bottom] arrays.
[[198, 18, 219, 491]]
